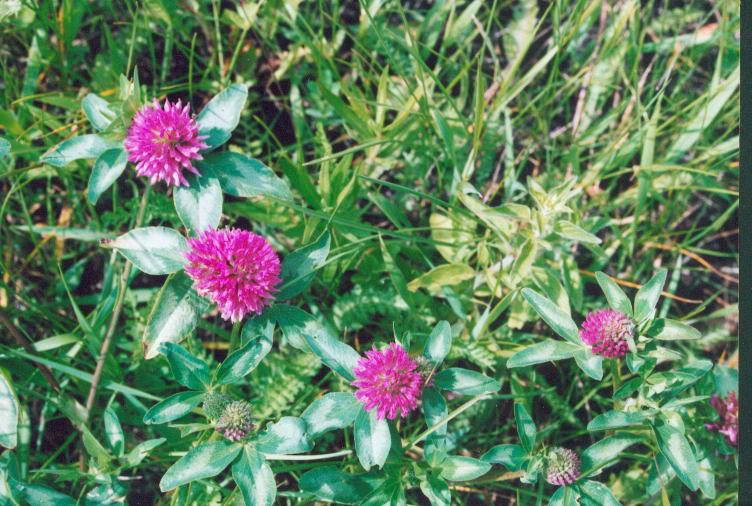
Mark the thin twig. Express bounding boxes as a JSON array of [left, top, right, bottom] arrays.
[[262, 449, 352, 461], [83, 186, 151, 421], [0, 311, 61, 392], [644, 241, 738, 284]]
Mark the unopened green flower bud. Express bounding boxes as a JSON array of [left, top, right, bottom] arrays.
[[202, 391, 231, 420]]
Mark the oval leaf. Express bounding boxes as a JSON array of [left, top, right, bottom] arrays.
[[303, 329, 360, 382], [103, 407, 125, 457], [578, 480, 619, 506], [143, 272, 208, 359], [439, 456, 491, 481], [256, 417, 312, 455], [423, 320, 452, 366], [87, 147, 127, 205], [198, 151, 292, 200], [302, 392, 362, 439], [159, 342, 211, 391], [173, 176, 223, 233], [434, 368, 500, 395], [216, 332, 272, 385], [581, 434, 642, 476], [108, 227, 188, 275], [41, 134, 119, 167], [653, 419, 700, 491], [594, 271, 632, 316], [514, 403, 536, 454], [82, 93, 116, 131], [419, 473, 451, 506], [0, 369, 19, 449], [507, 339, 581, 368], [634, 269, 667, 322], [521, 288, 580, 344], [277, 232, 331, 300], [159, 440, 241, 491], [354, 408, 391, 471], [481, 444, 526, 470], [143, 391, 203, 425], [232, 446, 276, 506], [587, 411, 647, 431], [196, 84, 248, 149], [653, 319, 701, 340], [573, 349, 604, 381], [299, 466, 382, 504], [407, 264, 474, 293]]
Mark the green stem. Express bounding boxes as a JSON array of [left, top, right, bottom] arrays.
[[262, 449, 352, 461], [612, 358, 622, 394], [407, 394, 490, 450], [229, 321, 242, 352]]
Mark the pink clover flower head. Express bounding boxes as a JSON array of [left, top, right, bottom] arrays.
[[706, 391, 738, 447], [184, 228, 281, 322], [124, 99, 208, 186], [352, 342, 423, 420], [579, 309, 633, 358], [546, 447, 580, 486]]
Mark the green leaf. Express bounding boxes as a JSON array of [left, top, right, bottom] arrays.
[[265, 304, 320, 349], [232, 446, 276, 506], [173, 176, 223, 233], [419, 473, 450, 506], [159, 342, 211, 391], [8, 479, 76, 506], [587, 411, 648, 431], [196, 83, 248, 149], [301, 392, 362, 439], [354, 408, 391, 471], [41, 134, 119, 167], [215, 332, 272, 385], [633, 269, 667, 322], [87, 147, 127, 205], [439, 456, 491, 481], [299, 466, 382, 504], [277, 232, 331, 300], [573, 349, 604, 381], [653, 418, 700, 491], [480, 444, 526, 470], [421, 387, 448, 438], [303, 329, 360, 382], [256, 417, 312, 455], [434, 368, 500, 395], [506, 339, 581, 368], [159, 440, 241, 491], [143, 391, 203, 425], [578, 480, 620, 506], [407, 264, 474, 293], [103, 407, 124, 457], [423, 321, 452, 366], [0, 137, 10, 158], [580, 434, 642, 476], [555, 220, 601, 244], [521, 288, 580, 344], [514, 403, 536, 453], [82, 93, 116, 131], [697, 457, 716, 499], [124, 438, 166, 467], [594, 272, 632, 316], [651, 319, 701, 340], [198, 151, 292, 201], [143, 272, 208, 359], [108, 226, 188, 275], [549, 485, 579, 506], [0, 369, 19, 449], [613, 377, 642, 400]]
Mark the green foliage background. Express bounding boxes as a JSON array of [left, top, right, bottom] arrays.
[[0, 0, 738, 504]]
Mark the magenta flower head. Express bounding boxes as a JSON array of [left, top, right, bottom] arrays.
[[546, 447, 580, 486], [184, 228, 281, 322], [706, 391, 738, 447], [352, 342, 423, 420], [579, 309, 633, 358], [124, 99, 208, 186]]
